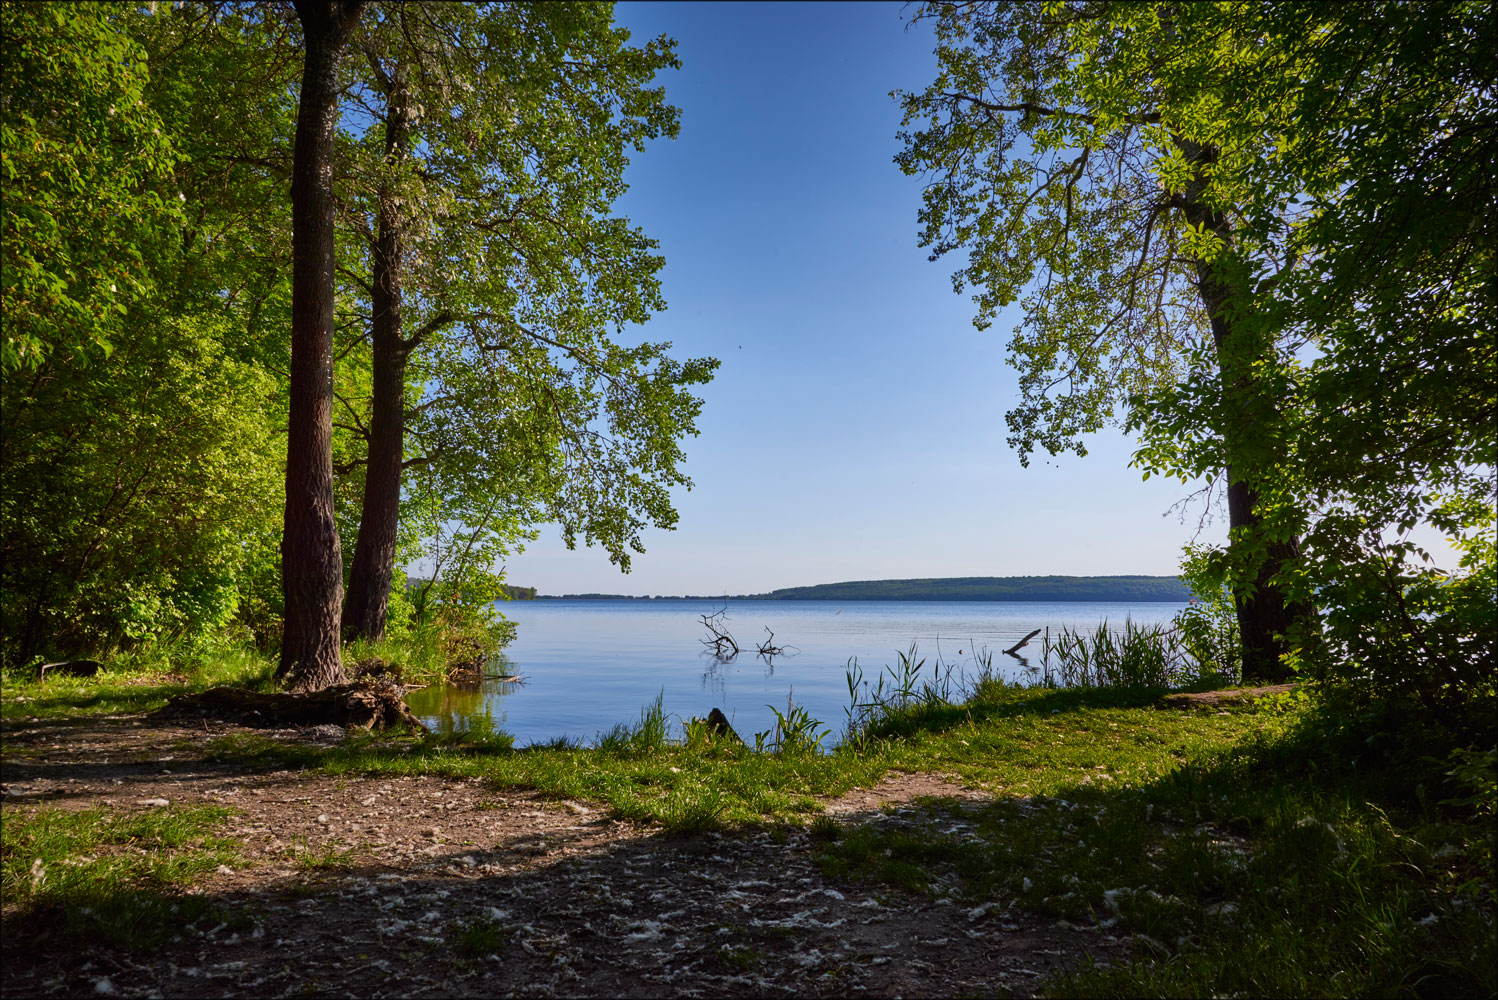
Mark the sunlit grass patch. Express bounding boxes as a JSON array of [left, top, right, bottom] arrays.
[[1, 644, 276, 722], [0, 804, 244, 951], [204, 711, 898, 832]]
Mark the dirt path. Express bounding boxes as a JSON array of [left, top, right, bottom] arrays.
[[2, 717, 1127, 997]]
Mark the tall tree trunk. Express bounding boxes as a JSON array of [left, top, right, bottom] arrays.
[[343, 56, 411, 643], [278, 0, 366, 692], [1223, 474, 1306, 682], [1179, 139, 1306, 683]]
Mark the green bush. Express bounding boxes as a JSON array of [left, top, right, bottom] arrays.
[[1173, 591, 1243, 685]]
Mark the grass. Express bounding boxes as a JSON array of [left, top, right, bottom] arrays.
[[287, 835, 359, 870], [1, 644, 276, 723], [814, 696, 1497, 998], [203, 723, 886, 830], [449, 914, 510, 959], [0, 628, 467, 724], [0, 804, 245, 952], [1, 635, 1491, 995], [191, 675, 1291, 834]]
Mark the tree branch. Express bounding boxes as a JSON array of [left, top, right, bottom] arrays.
[[942, 91, 1160, 126]]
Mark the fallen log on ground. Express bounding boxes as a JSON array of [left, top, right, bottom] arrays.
[[154, 679, 427, 732], [36, 659, 102, 680]]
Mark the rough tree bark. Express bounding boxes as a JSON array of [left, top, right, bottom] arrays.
[[278, 0, 367, 692], [1178, 139, 1307, 683], [342, 50, 412, 644]]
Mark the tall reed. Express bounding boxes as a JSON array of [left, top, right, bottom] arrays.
[[1046, 618, 1191, 689]]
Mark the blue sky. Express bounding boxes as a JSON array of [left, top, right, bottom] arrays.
[[504, 0, 1221, 596]]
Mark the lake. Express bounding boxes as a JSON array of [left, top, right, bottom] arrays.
[[403, 599, 1188, 746]]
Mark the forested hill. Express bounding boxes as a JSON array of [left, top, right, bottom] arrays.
[[749, 576, 1191, 602], [537, 576, 1193, 601]]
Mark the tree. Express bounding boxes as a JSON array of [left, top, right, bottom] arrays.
[[1127, 1, 1496, 720], [898, 1, 1311, 680], [334, 2, 714, 644], [278, 0, 366, 691]]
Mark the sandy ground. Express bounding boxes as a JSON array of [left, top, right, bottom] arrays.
[[2, 716, 1130, 997]]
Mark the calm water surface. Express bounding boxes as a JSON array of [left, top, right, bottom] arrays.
[[403, 599, 1186, 745]]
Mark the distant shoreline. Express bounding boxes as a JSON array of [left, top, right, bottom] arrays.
[[526, 575, 1191, 603]]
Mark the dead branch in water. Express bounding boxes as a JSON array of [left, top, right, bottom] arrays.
[[1004, 628, 1044, 656], [755, 627, 799, 657], [700, 607, 740, 659]]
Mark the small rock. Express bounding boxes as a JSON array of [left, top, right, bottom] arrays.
[[92, 978, 116, 995], [135, 798, 170, 807]]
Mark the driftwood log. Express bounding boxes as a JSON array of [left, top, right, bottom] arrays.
[[36, 659, 102, 680], [1003, 628, 1044, 656], [155, 679, 427, 732]]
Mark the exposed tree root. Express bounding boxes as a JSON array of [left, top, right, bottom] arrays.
[[155, 678, 427, 732]]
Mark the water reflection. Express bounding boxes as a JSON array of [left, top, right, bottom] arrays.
[[700, 655, 729, 698], [404, 655, 521, 737]]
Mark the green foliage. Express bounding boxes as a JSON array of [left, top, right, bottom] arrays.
[[1046, 619, 1190, 689], [896, 2, 1241, 465], [816, 697, 1495, 998], [329, 1, 716, 609], [596, 692, 671, 755], [396, 517, 523, 670], [1171, 557, 1243, 683], [1442, 746, 1498, 900], [0, 0, 182, 371], [0, 4, 292, 666], [287, 836, 358, 871], [902, 0, 1494, 716], [1299, 535, 1496, 730], [764, 699, 831, 756], [1119, 2, 1496, 717], [1, 641, 275, 722], [450, 915, 510, 960], [0, 317, 283, 664], [1, 1, 711, 671], [658, 784, 729, 834]]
